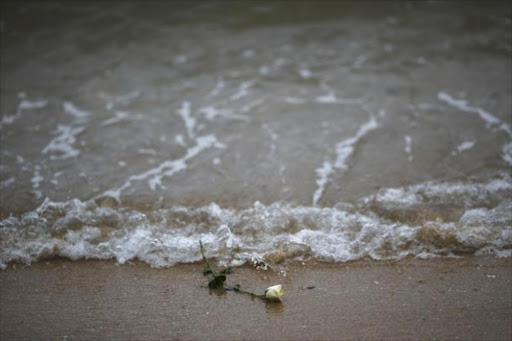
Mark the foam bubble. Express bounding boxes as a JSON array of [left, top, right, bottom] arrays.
[[374, 187, 419, 205], [2, 181, 510, 269]]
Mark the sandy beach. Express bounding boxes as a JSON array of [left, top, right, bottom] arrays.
[[1, 257, 511, 340], [1, 3, 511, 340]]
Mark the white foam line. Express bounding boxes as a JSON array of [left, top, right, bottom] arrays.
[[438, 92, 511, 164], [334, 117, 378, 169], [101, 111, 130, 126], [404, 135, 413, 161], [500, 125, 512, 164], [0, 110, 21, 126], [283, 97, 306, 104], [100, 91, 140, 110], [499, 123, 512, 137], [208, 78, 225, 98], [115, 91, 140, 105], [437, 92, 501, 126], [313, 116, 379, 205], [1, 98, 48, 126], [31, 166, 43, 199], [198, 106, 249, 122], [107, 91, 140, 110], [456, 141, 475, 153], [19, 99, 48, 110], [315, 92, 361, 105], [313, 161, 333, 206], [178, 101, 195, 139], [230, 81, 254, 101], [316, 92, 338, 103], [98, 135, 225, 202], [503, 142, 512, 166], [42, 125, 85, 160], [368, 176, 512, 206], [240, 98, 263, 114], [63, 102, 90, 121]]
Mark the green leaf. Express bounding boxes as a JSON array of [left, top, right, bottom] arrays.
[[203, 268, 213, 276], [208, 275, 226, 289]]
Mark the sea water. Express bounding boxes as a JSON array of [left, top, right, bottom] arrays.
[[1, 2, 511, 269]]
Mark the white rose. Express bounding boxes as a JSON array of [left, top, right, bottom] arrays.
[[265, 284, 284, 301]]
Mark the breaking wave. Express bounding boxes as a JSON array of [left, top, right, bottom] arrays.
[[1, 177, 511, 269]]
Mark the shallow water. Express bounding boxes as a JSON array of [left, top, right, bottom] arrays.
[[1, 2, 511, 268]]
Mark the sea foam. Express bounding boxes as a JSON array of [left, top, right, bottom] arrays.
[[2, 177, 510, 270]]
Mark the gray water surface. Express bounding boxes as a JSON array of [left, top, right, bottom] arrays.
[[0, 2, 511, 267]]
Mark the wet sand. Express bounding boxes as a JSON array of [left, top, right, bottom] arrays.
[[1, 258, 511, 340]]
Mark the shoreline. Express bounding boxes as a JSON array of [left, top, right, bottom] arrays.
[[1, 257, 511, 340]]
